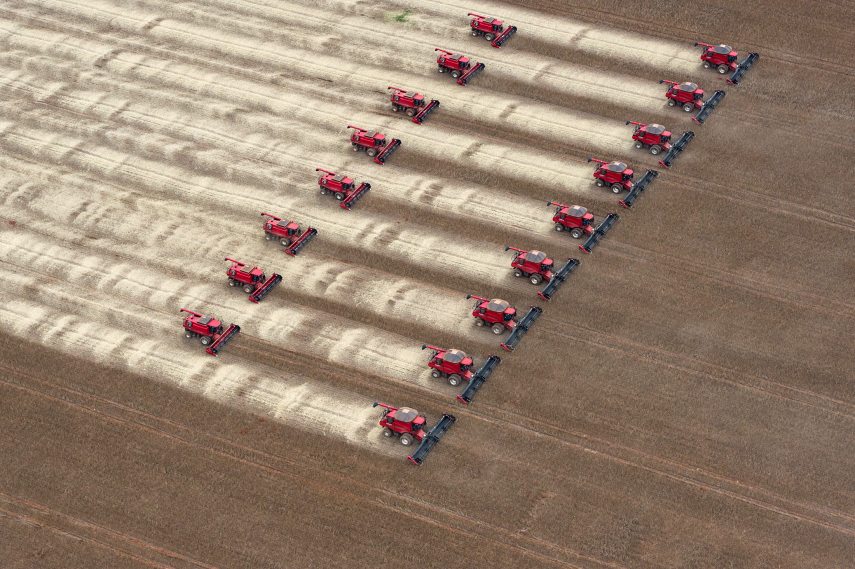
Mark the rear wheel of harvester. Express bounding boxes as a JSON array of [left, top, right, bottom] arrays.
[[471, 30, 479, 37], [513, 269, 523, 278], [595, 180, 604, 187], [485, 33, 495, 41], [382, 427, 395, 438], [366, 148, 377, 157], [279, 237, 291, 247], [554, 223, 564, 232], [200, 335, 212, 346], [265, 233, 273, 241], [431, 369, 441, 378], [391, 104, 400, 112], [243, 284, 254, 294], [634, 142, 643, 149], [667, 99, 676, 107], [228, 279, 237, 287], [682, 103, 694, 112], [474, 319, 484, 327], [491, 323, 505, 335], [184, 330, 193, 339], [335, 192, 345, 201], [352, 143, 360, 151], [650, 145, 662, 155], [438, 66, 445, 73], [448, 374, 462, 387], [406, 108, 416, 117], [717, 64, 729, 74], [399, 433, 414, 446], [451, 70, 461, 78], [529, 274, 543, 285], [611, 184, 623, 194], [320, 187, 328, 195], [703, 62, 711, 69], [570, 228, 584, 239]]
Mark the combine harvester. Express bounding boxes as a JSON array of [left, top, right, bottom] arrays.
[[421, 344, 502, 404], [587, 157, 634, 194], [548, 202, 595, 239], [373, 402, 456, 465], [503, 246, 580, 301], [347, 126, 401, 165], [578, 213, 620, 254], [387, 86, 440, 124], [619, 169, 659, 209], [467, 12, 517, 48], [626, 121, 694, 168], [694, 42, 759, 85], [260, 212, 317, 255], [465, 294, 542, 351], [223, 258, 282, 303], [180, 308, 240, 356], [435, 48, 485, 86], [316, 168, 371, 210], [658, 79, 726, 125]]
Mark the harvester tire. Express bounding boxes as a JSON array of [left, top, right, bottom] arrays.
[[471, 30, 479, 36], [634, 142, 643, 149], [491, 323, 505, 335], [335, 192, 345, 201], [265, 233, 273, 240], [366, 148, 377, 157], [529, 274, 543, 285], [451, 70, 461, 78], [200, 336, 212, 346], [554, 224, 564, 232], [406, 108, 416, 117], [485, 33, 495, 41], [391, 105, 400, 112], [703, 62, 711, 69], [650, 145, 662, 155], [431, 370, 442, 378], [513, 269, 523, 278], [438, 66, 445, 73], [667, 99, 676, 107], [382, 428, 395, 438], [320, 187, 328, 195], [611, 184, 623, 194], [717, 64, 729, 74], [400, 433, 414, 446], [448, 374, 462, 387], [184, 331, 193, 338], [474, 319, 485, 327], [243, 284, 255, 294], [595, 180, 604, 187], [682, 103, 694, 112], [570, 228, 584, 239], [228, 279, 237, 287], [279, 237, 291, 247], [352, 143, 359, 151]]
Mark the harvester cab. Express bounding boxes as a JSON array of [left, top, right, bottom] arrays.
[[626, 121, 672, 155], [421, 344, 474, 386], [180, 308, 240, 356], [660, 79, 705, 112], [346, 126, 401, 165], [387, 86, 440, 124], [695, 42, 738, 74], [548, 202, 595, 239], [261, 212, 317, 255], [466, 294, 517, 335], [588, 157, 634, 193], [224, 258, 282, 303], [373, 402, 456, 465], [468, 12, 517, 48], [316, 168, 371, 209], [435, 48, 485, 86], [503, 246, 554, 285]]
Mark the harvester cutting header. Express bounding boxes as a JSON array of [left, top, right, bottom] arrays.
[[435, 48, 485, 86], [467, 12, 517, 48]]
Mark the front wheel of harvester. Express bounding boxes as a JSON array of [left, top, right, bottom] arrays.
[[570, 228, 584, 239], [399, 433, 414, 446], [448, 374, 462, 387], [529, 274, 543, 285], [491, 323, 505, 335], [717, 64, 729, 74], [335, 192, 345, 201], [683, 103, 694, 112], [200, 335, 212, 346], [382, 427, 395, 438], [279, 237, 291, 247], [474, 318, 485, 327], [243, 284, 255, 294], [406, 108, 416, 117], [650, 145, 662, 155], [366, 148, 377, 157], [484, 33, 495, 41], [611, 184, 623, 194], [451, 70, 461, 78]]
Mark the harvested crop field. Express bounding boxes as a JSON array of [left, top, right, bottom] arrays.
[[1, 0, 853, 567]]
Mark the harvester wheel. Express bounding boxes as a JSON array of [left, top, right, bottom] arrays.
[[382, 427, 395, 438], [451, 70, 461, 79], [484, 33, 495, 41], [471, 30, 479, 37], [717, 64, 729, 74], [438, 66, 445, 73], [554, 223, 564, 232], [391, 105, 400, 112], [265, 233, 273, 241], [399, 433, 415, 446], [184, 330, 193, 339], [228, 279, 237, 287], [529, 274, 543, 285], [279, 237, 291, 247], [667, 99, 676, 107], [570, 228, 584, 239], [513, 269, 523, 278], [682, 103, 694, 112], [448, 374, 462, 387], [611, 184, 623, 194], [335, 192, 345, 201], [352, 143, 360, 151], [634, 142, 643, 149], [200, 335, 212, 346], [491, 323, 505, 335], [474, 318, 485, 327], [431, 370, 441, 378], [649, 145, 662, 155], [320, 187, 328, 195], [595, 180, 604, 187], [406, 108, 416, 117], [243, 284, 255, 294], [366, 148, 377, 157], [703, 62, 711, 69]]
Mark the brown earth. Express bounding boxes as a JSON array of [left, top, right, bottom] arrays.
[[1, 0, 853, 568]]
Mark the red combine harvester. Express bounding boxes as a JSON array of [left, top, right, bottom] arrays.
[[467, 12, 517, 48], [659, 79, 726, 125], [588, 157, 634, 194], [578, 213, 620, 254], [387, 86, 440, 124], [260, 212, 317, 256], [694, 42, 759, 85], [504, 245, 579, 301], [548, 202, 595, 239], [618, 169, 659, 209], [626, 121, 671, 155], [180, 308, 240, 356], [223, 258, 282, 303], [372, 402, 456, 465], [422, 344, 474, 386], [465, 294, 542, 351], [435, 48, 485, 86], [347, 125, 401, 165], [315, 168, 371, 210]]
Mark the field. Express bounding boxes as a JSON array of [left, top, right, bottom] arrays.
[[1, 0, 853, 567]]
